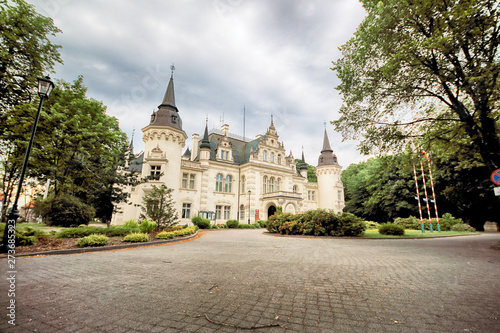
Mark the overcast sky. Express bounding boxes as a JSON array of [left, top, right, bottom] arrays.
[[30, 0, 368, 168]]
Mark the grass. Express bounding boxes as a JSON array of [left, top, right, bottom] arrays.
[[363, 229, 479, 238]]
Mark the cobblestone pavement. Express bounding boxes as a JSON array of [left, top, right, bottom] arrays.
[[1, 230, 499, 333]]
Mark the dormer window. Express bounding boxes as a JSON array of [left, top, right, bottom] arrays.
[[171, 115, 177, 123], [263, 150, 267, 161]]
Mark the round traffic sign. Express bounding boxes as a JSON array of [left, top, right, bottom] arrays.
[[491, 169, 500, 186]]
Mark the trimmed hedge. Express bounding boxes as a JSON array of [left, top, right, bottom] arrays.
[[450, 223, 476, 232], [56, 226, 138, 238], [123, 233, 149, 242], [192, 216, 211, 229], [226, 220, 239, 228], [378, 223, 405, 236], [267, 210, 366, 237], [394, 213, 463, 231]]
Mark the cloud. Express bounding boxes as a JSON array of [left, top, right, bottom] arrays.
[[31, 0, 368, 167]]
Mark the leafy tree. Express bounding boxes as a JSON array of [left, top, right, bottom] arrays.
[[332, 0, 500, 171], [0, 77, 131, 222], [0, 0, 62, 111], [294, 158, 317, 182], [140, 184, 179, 231]]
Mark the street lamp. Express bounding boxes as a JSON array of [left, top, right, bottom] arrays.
[[1, 76, 54, 253], [247, 190, 251, 224]]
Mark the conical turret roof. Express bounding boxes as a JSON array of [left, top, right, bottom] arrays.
[[200, 123, 211, 149], [148, 74, 182, 130]]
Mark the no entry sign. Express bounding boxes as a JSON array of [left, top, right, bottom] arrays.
[[491, 169, 500, 186]]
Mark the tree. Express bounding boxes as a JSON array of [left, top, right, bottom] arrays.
[[140, 184, 179, 231], [0, 0, 62, 111], [294, 159, 317, 182], [0, 77, 130, 222], [332, 0, 500, 171]]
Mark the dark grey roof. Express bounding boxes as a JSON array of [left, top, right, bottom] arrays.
[[183, 147, 191, 157], [148, 76, 183, 130], [128, 152, 144, 173], [195, 132, 264, 165], [200, 124, 211, 149], [318, 129, 339, 166]]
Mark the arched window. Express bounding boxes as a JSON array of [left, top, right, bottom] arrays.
[[269, 177, 275, 193], [263, 176, 268, 194], [240, 204, 245, 219], [241, 175, 246, 193], [263, 150, 267, 161], [278, 154, 282, 164], [270, 152, 275, 163], [225, 175, 232, 192], [277, 178, 281, 191], [293, 185, 298, 193], [216, 174, 223, 192]]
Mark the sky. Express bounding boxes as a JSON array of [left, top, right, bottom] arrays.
[[30, 0, 368, 168]]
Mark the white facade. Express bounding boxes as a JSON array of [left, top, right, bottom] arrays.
[[112, 76, 345, 225]]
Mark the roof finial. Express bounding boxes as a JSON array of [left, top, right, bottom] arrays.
[[170, 63, 175, 77], [324, 121, 327, 129]]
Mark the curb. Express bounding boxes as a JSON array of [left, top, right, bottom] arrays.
[[264, 232, 482, 240], [0, 231, 200, 258]]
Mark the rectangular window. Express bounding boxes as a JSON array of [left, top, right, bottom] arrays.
[[182, 173, 188, 188], [312, 191, 315, 201], [224, 206, 231, 220], [182, 203, 191, 219], [225, 151, 228, 160], [221, 151, 224, 159], [150, 165, 161, 179], [240, 205, 245, 219], [189, 174, 195, 189], [216, 205, 222, 220], [308, 191, 311, 200], [338, 190, 342, 201]]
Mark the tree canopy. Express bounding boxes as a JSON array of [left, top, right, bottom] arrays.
[[0, 77, 130, 222], [0, 0, 62, 111], [332, 0, 500, 171]]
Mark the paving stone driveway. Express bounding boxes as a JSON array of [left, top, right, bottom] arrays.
[[1, 230, 499, 333]]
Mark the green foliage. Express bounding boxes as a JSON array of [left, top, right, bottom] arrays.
[[13, 227, 48, 246], [438, 213, 463, 231], [56, 225, 137, 238], [76, 234, 109, 247], [123, 220, 139, 229], [139, 219, 156, 234], [379, 223, 405, 236], [451, 223, 476, 232], [257, 220, 268, 228], [294, 159, 317, 182], [225, 219, 239, 228], [0, 0, 62, 110], [157, 226, 197, 239], [363, 221, 381, 229], [140, 184, 179, 231], [35, 195, 95, 227], [332, 0, 500, 170], [192, 216, 211, 229], [267, 210, 366, 237], [123, 233, 149, 242], [237, 223, 258, 229], [156, 231, 174, 239]]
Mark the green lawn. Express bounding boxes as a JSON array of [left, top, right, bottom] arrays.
[[363, 229, 479, 238]]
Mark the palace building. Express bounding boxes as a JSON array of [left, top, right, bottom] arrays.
[[112, 74, 345, 225]]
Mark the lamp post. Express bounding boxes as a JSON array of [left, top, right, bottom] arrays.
[[1, 76, 54, 253], [247, 190, 251, 224]]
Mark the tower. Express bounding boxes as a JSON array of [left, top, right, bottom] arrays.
[[141, 69, 187, 205], [316, 128, 345, 213]]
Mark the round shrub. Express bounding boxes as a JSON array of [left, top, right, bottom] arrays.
[[193, 218, 211, 229], [226, 219, 239, 228], [257, 220, 268, 228], [156, 231, 175, 239], [451, 223, 476, 232], [76, 234, 109, 247], [139, 219, 156, 233], [123, 233, 149, 242], [379, 223, 405, 236], [35, 195, 95, 227], [123, 220, 139, 229]]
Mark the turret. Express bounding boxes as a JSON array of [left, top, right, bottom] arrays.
[[299, 149, 308, 178], [141, 69, 187, 205], [199, 122, 211, 165], [316, 128, 344, 213]]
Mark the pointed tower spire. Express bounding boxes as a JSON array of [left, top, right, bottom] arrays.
[[318, 128, 338, 166], [300, 146, 308, 170], [129, 128, 135, 154], [321, 128, 333, 153], [200, 120, 211, 149], [160, 75, 176, 108]]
